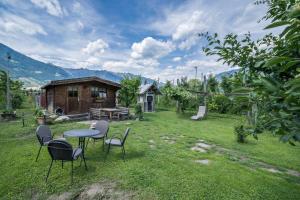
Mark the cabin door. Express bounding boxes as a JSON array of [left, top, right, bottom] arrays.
[[67, 86, 79, 114], [46, 90, 54, 112], [147, 95, 153, 112]]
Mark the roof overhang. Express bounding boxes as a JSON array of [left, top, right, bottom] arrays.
[[139, 83, 161, 95], [41, 76, 121, 89]]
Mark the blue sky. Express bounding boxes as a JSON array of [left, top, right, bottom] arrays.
[[0, 0, 270, 81]]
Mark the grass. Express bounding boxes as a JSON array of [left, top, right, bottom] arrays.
[[0, 106, 300, 199]]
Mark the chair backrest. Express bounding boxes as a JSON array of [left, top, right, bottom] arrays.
[[36, 125, 52, 145], [93, 120, 109, 136], [197, 106, 206, 116], [122, 128, 131, 145], [47, 140, 73, 161]]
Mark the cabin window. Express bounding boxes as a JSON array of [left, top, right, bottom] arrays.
[[91, 87, 107, 98], [68, 86, 78, 97]]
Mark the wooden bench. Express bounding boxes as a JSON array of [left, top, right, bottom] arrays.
[[118, 107, 129, 120], [89, 108, 108, 120]]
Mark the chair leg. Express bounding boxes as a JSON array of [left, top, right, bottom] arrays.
[[81, 154, 88, 171], [71, 161, 73, 183], [85, 138, 90, 149], [102, 139, 105, 151], [46, 159, 53, 182], [105, 143, 111, 160], [122, 146, 126, 161], [35, 145, 42, 162], [80, 155, 82, 167]]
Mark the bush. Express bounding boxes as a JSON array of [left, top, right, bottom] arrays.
[[208, 94, 232, 113], [230, 96, 250, 115], [34, 108, 44, 118], [134, 103, 143, 120], [11, 94, 24, 109], [234, 124, 260, 143], [234, 125, 249, 143]]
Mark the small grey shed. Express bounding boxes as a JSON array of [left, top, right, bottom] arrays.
[[137, 83, 161, 112]]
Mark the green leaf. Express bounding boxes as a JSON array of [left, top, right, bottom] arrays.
[[281, 60, 300, 71], [289, 6, 300, 18], [263, 57, 291, 68], [264, 21, 290, 29]]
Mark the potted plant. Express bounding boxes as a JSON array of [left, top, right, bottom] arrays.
[[95, 96, 103, 103], [34, 108, 45, 125]]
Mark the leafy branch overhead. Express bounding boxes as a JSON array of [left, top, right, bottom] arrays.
[[200, 0, 300, 144]]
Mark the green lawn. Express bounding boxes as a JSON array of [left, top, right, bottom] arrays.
[[0, 109, 300, 199]]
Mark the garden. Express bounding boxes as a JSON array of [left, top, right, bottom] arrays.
[[0, 104, 300, 199], [0, 0, 300, 199]]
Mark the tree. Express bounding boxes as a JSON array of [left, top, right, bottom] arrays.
[[160, 80, 174, 107], [201, 1, 300, 143], [220, 76, 232, 94], [188, 79, 202, 92], [118, 76, 141, 107], [207, 75, 219, 93], [0, 69, 25, 110]]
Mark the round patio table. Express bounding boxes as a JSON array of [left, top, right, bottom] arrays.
[[63, 129, 100, 158]]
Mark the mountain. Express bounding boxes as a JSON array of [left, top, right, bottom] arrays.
[[215, 68, 239, 81], [0, 43, 154, 88]]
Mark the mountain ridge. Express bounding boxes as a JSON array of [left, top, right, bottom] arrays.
[[0, 43, 236, 88], [0, 43, 153, 88]]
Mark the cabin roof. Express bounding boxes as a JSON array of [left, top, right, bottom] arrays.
[[139, 83, 161, 95], [41, 76, 121, 89]]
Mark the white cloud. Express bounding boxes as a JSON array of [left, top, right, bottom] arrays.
[[150, 2, 207, 49], [172, 11, 205, 41], [82, 39, 109, 56], [131, 37, 175, 59], [185, 59, 230, 74], [103, 58, 158, 72], [173, 57, 182, 62], [72, 1, 82, 13], [232, 3, 268, 35], [0, 12, 47, 36], [30, 0, 65, 17]]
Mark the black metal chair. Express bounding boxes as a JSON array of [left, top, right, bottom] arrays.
[[87, 120, 109, 151], [46, 140, 87, 183], [105, 128, 130, 160], [35, 125, 53, 161]]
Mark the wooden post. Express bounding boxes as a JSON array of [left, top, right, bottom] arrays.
[[203, 75, 207, 107], [22, 112, 25, 127]]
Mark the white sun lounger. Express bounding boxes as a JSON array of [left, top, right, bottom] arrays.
[[191, 106, 206, 120]]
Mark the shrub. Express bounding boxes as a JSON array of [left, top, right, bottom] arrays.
[[230, 96, 250, 115], [208, 94, 232, 113], [234, 125, 248, 143], [34, 108, 44, 118], [11, 94, 24, 109], [134, 103, 143, 120]]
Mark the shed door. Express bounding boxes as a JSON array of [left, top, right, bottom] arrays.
[[147, 95, 153, 112], [68, 86, 79, 113], [47, 90, 54, 112]]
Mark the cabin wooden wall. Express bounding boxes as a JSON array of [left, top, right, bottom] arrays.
[[46, 81, 119, 114]]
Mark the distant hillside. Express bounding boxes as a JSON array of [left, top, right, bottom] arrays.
[[215, 69, 239, 81], [0, 43, 154, 88]]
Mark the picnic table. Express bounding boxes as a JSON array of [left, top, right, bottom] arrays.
[[63, 129, 100, 158], [100, 108, 122, 119]]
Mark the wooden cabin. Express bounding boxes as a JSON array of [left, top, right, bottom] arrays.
[[137, 83, 161, 112], [41, 77, 121, 114]]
